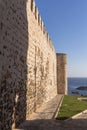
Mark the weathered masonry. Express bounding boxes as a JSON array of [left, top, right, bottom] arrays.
[[0, 0, 67, 130], [56, 53, 67, 95]]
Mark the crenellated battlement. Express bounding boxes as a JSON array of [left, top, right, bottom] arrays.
[[29, 0, 54, 51]]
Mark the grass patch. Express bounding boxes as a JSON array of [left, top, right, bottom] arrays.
[[57, 95, 87, 120]]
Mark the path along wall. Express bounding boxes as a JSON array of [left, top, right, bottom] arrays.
[[0, 0, 57, 129]]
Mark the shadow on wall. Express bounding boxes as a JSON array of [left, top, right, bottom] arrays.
[[0, 0, 28, 129]]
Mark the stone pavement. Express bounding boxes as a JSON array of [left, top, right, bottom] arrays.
[[15, 95, 87, 130], [28, 94, 63, 120]]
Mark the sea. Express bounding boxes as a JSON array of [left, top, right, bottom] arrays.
[[68, 77, 87, 96]]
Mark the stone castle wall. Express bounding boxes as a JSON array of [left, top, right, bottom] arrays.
[[0, 0, 67, 130], [0, 0, 28, 129], [26, 0, 57, 117]]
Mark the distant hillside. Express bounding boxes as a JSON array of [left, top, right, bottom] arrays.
[[76, 86, 87, 90]]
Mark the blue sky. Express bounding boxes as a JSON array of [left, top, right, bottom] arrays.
[[35, 0, 87, 77]]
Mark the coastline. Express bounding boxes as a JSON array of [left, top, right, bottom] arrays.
[[68, 77, 87, 96]]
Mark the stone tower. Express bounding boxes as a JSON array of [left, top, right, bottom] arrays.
[[56, 53, 67, 95]]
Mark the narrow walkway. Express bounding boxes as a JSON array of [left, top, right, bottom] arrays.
[[15, 94, 63, 130], [15, 95, 87, 130], [28, 94, 63, 120]]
